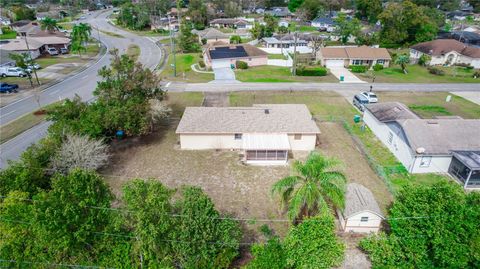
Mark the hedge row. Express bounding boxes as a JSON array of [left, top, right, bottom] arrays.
[[297, 67, 327, 76], [349, 65, 367, 73]]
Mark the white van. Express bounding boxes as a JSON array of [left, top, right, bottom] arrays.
[[0, 67, 27, 77]]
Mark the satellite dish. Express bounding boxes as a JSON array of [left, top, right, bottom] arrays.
[[416, 147, 426, 154]]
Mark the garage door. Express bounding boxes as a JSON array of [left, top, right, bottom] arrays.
[[326, 60, 345, 68], [211, 59, 231, 69]]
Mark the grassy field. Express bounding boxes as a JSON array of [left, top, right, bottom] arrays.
[[126, 44, 141, 61], [158, 53, 214, 82], [235, 66, 338, 82], [267, 54, 287, 60], [359, 64, 479, 83], [377, 92, 480, 119]]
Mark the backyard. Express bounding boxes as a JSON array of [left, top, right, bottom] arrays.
[[358, 64, 479, 83], [158, 53, 214, 82], [235, 66, 338, 82]]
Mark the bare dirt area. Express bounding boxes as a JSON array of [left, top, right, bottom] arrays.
[[336, 233, 371, 269], [317, 121, 393, 213]]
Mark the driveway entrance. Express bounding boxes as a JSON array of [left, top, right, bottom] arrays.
[[211, 59, 237, 82], [328, 67, 366, 83]]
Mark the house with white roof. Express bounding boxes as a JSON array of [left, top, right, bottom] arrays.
[[337, 183, 384, 233], [363, 102, 480, 189], [175, 104, 320, 165]]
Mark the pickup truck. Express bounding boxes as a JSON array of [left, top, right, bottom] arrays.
[[0, 67, 27, 77], [0, 82, 19, 93]]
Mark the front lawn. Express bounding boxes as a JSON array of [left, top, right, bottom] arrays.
[[235, 65, 337, 82], [267, 54, 287, 60], [0, 29, 17, 40], [158, 53, 214, 82], [288, 23, 318, 32], [359, 64, 479, 83]]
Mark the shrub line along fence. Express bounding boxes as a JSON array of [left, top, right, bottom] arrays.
[[314, 116, 399, 196]]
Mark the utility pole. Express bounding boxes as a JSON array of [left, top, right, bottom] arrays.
[[22, 33, 40, 85], [168, 15, 176, 77], [292, 31, 298, 76]]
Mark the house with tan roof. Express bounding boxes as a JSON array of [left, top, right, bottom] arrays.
[[1, 36, 70, 59], [175, 104, 320, 165], [363, 102, 480, 189], [209, 18, 253, 30], [317, 46, 391, 68], [193, 28, 230, 44], [410, 39, 480, 69], [202, 42, 268, 68]]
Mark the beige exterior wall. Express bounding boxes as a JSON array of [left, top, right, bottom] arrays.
[[204, 38, 230, 45], [179, 133, 316, 151], [204, 55, 268, 68], [343, 211, 383, 233], [410, 49, 480, 68], [410, 155, 452, 174]]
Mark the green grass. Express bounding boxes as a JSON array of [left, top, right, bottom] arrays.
[[288, 22, 318, 32], [0, 29, 17, 40], [267, 54, 287, 60], [408, 105, 452, 117], [99, 29, 125, 38], [235, 65, 337, 83], [0, 102, 60, 144], [158, 53, 214, 82], [359, 64, 480, 83], [218, 27, 234, 33], [126, 44, 140, 61]]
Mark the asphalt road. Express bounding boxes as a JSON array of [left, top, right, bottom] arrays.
[[0, 9, 162, 168]]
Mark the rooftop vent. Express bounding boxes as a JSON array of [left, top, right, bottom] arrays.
[[264, 109, 270, 114]]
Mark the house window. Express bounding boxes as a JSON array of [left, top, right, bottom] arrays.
[[352, 59, 363, 65], [420, 156, 432, 167], [387, 132, 394, 145], [294, 134, 302, 140], [234, 133, 242, 140], [377, 59, 385, 64], [361, 216, 369, 222]]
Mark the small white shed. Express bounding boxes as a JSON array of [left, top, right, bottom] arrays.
[[337, 183, 384, 233]]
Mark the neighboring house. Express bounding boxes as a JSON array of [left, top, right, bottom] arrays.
[[150, 16, 179, 32], [337, 183, 384, 233], [193, 28, 230, 44], [176, 104, 320, 165], [317, 46, 391, 68], [278, 20, 289, 27], [209, 18, 253, 29], [0, 36, 70, 59], [363, 102, 480, 189], [410, 39, 480, 68], [36, 11, 61, 20], [265, 7, 293, 20], [261, 36, 308, 48], [311, 17, 336, 32], [464, 26, 480, 35], [202, 42, 268, 68], [0, 16, 11, 26], [12, 21, 67, 38], [450, 31, 480, 46], [0, 49, 15, 67]]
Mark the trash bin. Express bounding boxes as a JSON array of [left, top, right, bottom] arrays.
[[231, 63, 235, 69], [340, 75, 344, 82], [116, 130, 125, 139], [353, 115, 361, 123]]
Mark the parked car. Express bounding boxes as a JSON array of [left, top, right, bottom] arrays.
[[0, 82, 19, 93], [60, 47, 69, 54], [47, 48, 59, 56], [0, 67, 27, 77], [353, 94, 370, 111], [361, 91, 378, 103], [25, 63, 41, 73]]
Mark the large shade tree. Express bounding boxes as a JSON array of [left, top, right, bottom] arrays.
[[271, 152, 346, 221]]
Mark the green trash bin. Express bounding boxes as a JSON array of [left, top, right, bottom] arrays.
[[353, 115, 361, 123], [340, 75, 344, 81]]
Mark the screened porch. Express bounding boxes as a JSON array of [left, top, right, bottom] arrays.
[[448, 151, 480, 189]]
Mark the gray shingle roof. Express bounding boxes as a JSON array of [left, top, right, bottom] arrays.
[[197, 28, 229, 40], [176, 104, 320, 134], [365, 102, 419, 122], [344, 183, 383, 218]]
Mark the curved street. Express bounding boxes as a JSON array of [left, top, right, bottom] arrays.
[[0, 9, 162, 168]]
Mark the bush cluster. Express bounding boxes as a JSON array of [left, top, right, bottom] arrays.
[[236, 60, 248, 69], [473, 71, 480, 78], [372, 64, 384, 71], [296, 67, 328, 76], [427, 66, 445, 76], [198, 60, 205, 68], [349, 65, 367, 73]]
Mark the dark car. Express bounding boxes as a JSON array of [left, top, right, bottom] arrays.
[[0, 82, 19, 93]]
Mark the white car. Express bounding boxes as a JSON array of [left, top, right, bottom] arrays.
[[0, 67, 27, 77], [47, 48, 59, 56], [361, 92, 378, 103]]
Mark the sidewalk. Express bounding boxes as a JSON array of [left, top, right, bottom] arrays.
[[452, 91, 480, 105]]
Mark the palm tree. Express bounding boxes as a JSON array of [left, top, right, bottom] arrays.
[[271, 152, 346, 222], [395, 54, 410, 74], [40, 17, 58, 33], [71, 23, 92, 57]]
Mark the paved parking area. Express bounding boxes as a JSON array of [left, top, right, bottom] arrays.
[[329, 67, 366, 83]]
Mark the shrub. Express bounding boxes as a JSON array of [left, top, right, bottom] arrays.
[[373, 64, 384, 71], [428, 66, 445, 76], [229, 35, 242, 44], [297, 67, 327, 76], [473, 71, 480, 78], [198, 60, 205, 68], [349, 65, 367, 73], [236, 60, 248, 69], [418, 54, 431, 66], [454, 63, 473, 69]]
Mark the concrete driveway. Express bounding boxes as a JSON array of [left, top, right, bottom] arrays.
[[210, 67, 239, 83], [329, 67, 366, 83]]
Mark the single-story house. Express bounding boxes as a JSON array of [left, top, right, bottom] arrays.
[[337, 183, 384, 233], [261, 36, 308, 48], [311, 17, 336, 32], [410, 39, 480, 69], [203, 42, 268, 68], [317, 46, 391, 68], [193, 28, 230, 44], [1, 36, 71, 59], [464, 26, 480, 35], [265, 7, 293, 20], [363, 102, 480, 189], [175, 104, 321, 165], [209, 18, 253, 29], [438, 31, 480, 46], [278, 20, 289, 28]]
